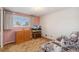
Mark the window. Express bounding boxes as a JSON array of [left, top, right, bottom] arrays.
[[13, 15, 31, 27]]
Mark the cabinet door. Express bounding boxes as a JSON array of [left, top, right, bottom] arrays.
[[16, 31, 23, 44], [25, 30, 32, 41]]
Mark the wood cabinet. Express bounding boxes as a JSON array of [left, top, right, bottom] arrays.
[[32, 30, 41, 38], [16, 29, 32, 44]]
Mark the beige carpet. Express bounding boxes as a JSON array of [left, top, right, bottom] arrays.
[[0, 38, 50, 52]]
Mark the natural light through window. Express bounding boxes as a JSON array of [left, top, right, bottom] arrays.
[[13, 15, 30, 27]]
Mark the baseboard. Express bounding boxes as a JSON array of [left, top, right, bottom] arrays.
[[3, 41, 15, 45], [41, 36, 55, 41]]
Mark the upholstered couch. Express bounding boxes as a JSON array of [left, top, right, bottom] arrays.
[[41, 32, 79, 52]]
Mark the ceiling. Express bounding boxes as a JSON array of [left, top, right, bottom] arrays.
[[5, 7, 66, 16]]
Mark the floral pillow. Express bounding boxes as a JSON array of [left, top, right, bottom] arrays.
[[70, 33, 78, 43]]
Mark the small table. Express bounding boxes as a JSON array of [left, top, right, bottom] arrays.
[[32, 30, 41, 39]]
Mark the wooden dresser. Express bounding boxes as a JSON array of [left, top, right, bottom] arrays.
[[16, 29, 32, 44]]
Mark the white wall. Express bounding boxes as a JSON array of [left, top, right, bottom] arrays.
[[40, 8, 79, 40]]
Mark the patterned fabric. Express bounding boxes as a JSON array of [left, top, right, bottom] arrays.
[[69, 32, 79, 49], [41, 41, 62, 52], [41, 32, 79, 52]]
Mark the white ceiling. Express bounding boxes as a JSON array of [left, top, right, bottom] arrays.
[[5, 7, 66, 16]]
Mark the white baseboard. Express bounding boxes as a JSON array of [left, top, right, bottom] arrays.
[[42, 35, 56, 41]]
